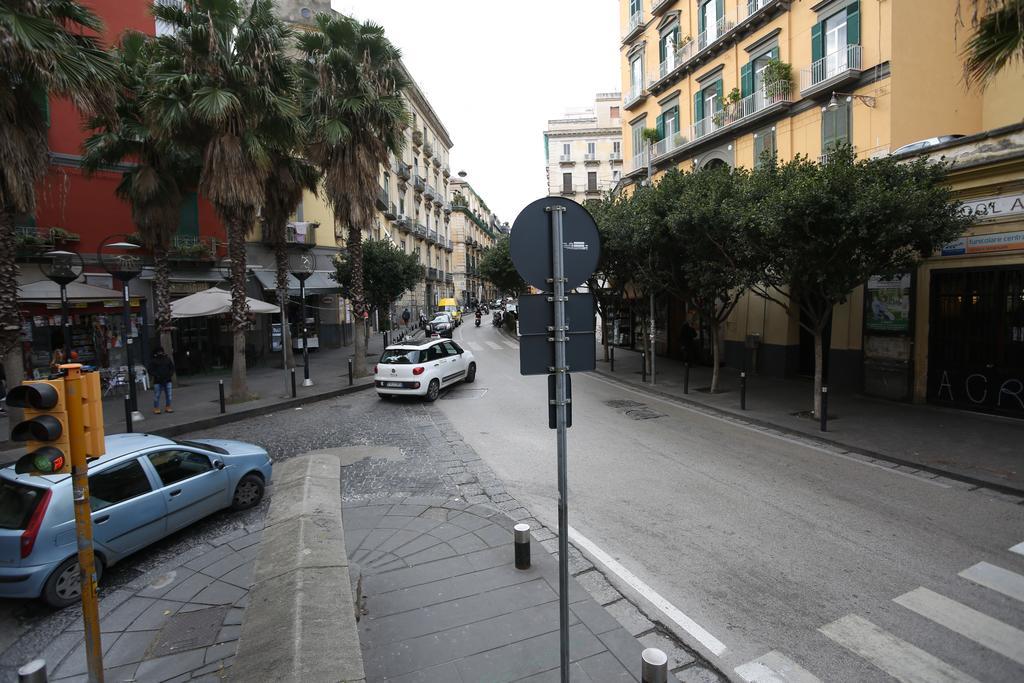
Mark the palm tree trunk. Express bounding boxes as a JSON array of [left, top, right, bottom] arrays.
[[348, 224, 368, 377], [0, 207, 25, 435], [274, 240, 294, 369], [152, 245, 175, 370], [226, 209, 252, 399]]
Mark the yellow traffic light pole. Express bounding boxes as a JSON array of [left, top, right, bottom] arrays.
[[61, 364, 104, 683]]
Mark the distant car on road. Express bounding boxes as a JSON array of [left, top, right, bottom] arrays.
[[427, 313, 455, 338], [374, 338, 477, 402], [0, 434, 272, 607]]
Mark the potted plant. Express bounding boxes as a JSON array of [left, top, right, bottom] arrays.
[[641, 127, 660, 144], [727, 87, 742, 105], [762, 58, 793, 93]]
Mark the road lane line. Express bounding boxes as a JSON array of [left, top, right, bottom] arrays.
[[894, 587, 1024, 666], [567, 525, 727, 657], [819, 614, 980, 683], [735, 650, 821, 682], [485, 341, 503, 350], [587, 374, 950, 489], [502, 340, 519, 349], [464, 341, 482, 351], [1010, 541, 1024, 557], [959, 562, 1024, 603]]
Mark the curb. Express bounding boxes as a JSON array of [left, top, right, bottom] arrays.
[[233, 453, 365, 682]]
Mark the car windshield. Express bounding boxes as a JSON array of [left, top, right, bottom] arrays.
[[0, 479, 45, 530], [431, 316, 449, 324], [380, 348, 421, 364], [174, 439, 229, 455]]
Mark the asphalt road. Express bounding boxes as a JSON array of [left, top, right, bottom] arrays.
[[440, 322, 1024, 682]]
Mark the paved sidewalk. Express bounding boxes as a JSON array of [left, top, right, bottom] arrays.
[[592, 344, 1024, 493]]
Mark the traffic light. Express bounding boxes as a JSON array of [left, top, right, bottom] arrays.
[[8, 379, 70, 475], [80, 371, 106, 458]]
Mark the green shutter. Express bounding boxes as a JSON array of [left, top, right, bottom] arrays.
[[715, 0, 724, 21], [837, 101, 850, 143], [178, 192, 199, 238], [847, 1, 860, 45], [740, 63, 753, 97], [771, 46, 780, 61], [659, 34, 667, 63], [668, 106, 679, 135], [754, 132, 765, 164], [694, 91, 704, 122], [698, 2, 706, 33], [811, 21, 823, 63], [30, 85, 50, 128], [655, 114, 665, 140]]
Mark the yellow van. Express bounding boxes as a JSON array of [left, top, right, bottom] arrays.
[[438, 298, 462, 326]]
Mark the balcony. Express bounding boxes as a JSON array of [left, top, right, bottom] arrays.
[[585, 184, 601, 195], [432, 192, 444, 208], [652, 0, 674, 15], [584, 154, 599, 165], [413, 174, 426, 194], [609, 152, 623, 162], [443, 201, 452, 215], [423, 141, 434, 158], [427, 229, 439, 245], [423, 184, 436, 200], [445, 273, 454, 284], [432, 157, 442, 170], [622, 11, 644, 43], [412, 130, 423, 150], [445, 239, 453, 252], [427, 267, 439, 281], [395, 215, 412, 233], [623, 82, 647, 110], [697, 13, 736, 53], [559, 154, 574, 165], [442, 166, 450, 178], [170, 235, 219, 261], [376, 187, 389, 211], [393, 161, 411, 180], [560, 184, 587, 196], [413, 222, 427, 238], [800, 44, 863, 98], [384, 202, 397, 220], [628, 149, 649, 176]]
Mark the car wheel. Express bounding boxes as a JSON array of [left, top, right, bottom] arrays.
[[465, 363, 477, 384], [425, 379, 440, 402], [43, 555, 103, 609], [231, 473, 265, 511]]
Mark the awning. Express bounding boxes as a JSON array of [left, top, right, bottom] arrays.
[[170, 287, 279, 319], [251, 270, 341, 296], [18, 279, 130, 304]]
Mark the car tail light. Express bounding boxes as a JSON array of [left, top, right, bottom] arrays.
[[413, 366, 425, 376], [373, 364, 378, 374], [21, 488, 52, 559]]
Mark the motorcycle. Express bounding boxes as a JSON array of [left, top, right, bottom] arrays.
[[492, 312, 502, 327], [475, 316, 481, 327]]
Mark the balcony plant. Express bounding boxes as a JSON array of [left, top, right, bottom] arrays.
[[762, 59, 793, 90], [727, 87, 742, 105], [49, 227, 80, 243], [412, 130, 423, 146]]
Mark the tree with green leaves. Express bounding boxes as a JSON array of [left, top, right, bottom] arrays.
[[298, 13, 408, 378], [334, 239, 421, 331], [748, 146, 971, 417], [0, 0, 116, 424], [147, 0, 300, 400], [478, 236, 525, 297], [588, 195, 636, 361], [958, 0, 1024, 89]]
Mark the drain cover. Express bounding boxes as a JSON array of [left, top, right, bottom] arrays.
[[606, 399, 664, 420], [147, 605, 229, 657], [624, 408, 665, 420]]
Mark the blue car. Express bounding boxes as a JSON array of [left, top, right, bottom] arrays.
[[0, 433, 272, 608]]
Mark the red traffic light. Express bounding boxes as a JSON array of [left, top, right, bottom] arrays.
[[15, 447, 67, 475], [7, 383, 60, 410]]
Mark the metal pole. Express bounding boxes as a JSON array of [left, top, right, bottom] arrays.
[[280, 285, 290, 398], [60, 284, 71, 361], [17, 659, 47, 683], [63, 365, 104, 683], [649, 292, 656, 386], [548, 205, 570, 682], [740, 371, 747, 410], [348, 358, 353, 386], [684, 362, 690, 394], [124, 396, 132, 433], [219, 380, 225, 414], [291, 368, 297, 398], [610, 345, 614, 372], [122, 283, 142, 422], [641, 352, 646, 383], [300, 280, 312, 387], [514, 523, 531, 570], [641, 648, 668, 683], [820, 386, 828, 432]]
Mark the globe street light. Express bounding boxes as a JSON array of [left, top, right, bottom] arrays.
[[288, 251, 317, 387], [98, 235, 145, 423], [40, 250, 84, 361]]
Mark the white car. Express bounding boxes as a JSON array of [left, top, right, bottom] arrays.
[[374, 338, 477, 401]]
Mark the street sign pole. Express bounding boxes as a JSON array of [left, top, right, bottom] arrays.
[[547, 205, 571, 682]]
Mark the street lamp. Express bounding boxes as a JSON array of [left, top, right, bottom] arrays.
[[288, 251, 317, 387], [826, 91, 876, 111], [98, 235, 145, 423], [40, 250, 84, 361]]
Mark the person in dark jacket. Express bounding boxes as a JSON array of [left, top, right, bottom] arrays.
[[148, 347, 175, 414]]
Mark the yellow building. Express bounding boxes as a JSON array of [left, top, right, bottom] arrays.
[[448, 178, 502, 306], [617, 0, 1024, 415]]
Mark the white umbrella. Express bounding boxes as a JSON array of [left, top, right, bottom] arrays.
[[170, 287, 279, 319]]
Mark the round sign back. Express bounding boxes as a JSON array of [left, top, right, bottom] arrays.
[[510, 196, 600, 292]]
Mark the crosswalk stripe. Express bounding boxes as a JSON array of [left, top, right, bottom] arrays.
[[819, 614, 980, 683], [464, 341, 482, 351], [735, 650, 821, 682], [894, 587, 1024, 666], [1010, 541, 1024, 557], [960, 562, 1024, 603], [485, 341, 503, 350], [502, 340, 518, 349]]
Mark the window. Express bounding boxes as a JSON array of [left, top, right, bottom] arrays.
[[754, 126, 777, 167], [588, 172, 598, 191], [610, 106, 620, 119], [90, 460, 152, 512], [657, 105, 678, 140], [812, 3, 860, 81], [399, 194, 406, 215], [629, 0, 641, 16], [0, 480, 45, 530], [700, 0, 720, 44], [383, 172, 390, 201], [630, 55, 644, 92], [660, 25, 679, 68], [441, 341, 460, 356], [154, 0, 184, 37], [448, 341, 465, 354], [84, 273, 113, 290], [821, 98, 851, 151], [632, 122, 645, 158], [147, 450, 214, 487], [563, 143, 571, 158], [824, 9, 849, 75], [612, 170, 622, 182], [425, 344, 446, 361], [562, 172, 573, 191], [587, 141, 596, 156], [613, 141, 621, 155], [380, 348, 420, 364]]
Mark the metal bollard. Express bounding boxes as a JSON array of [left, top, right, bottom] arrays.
[[514, 523, 531, 569], [740, 371, 747, 410], [348, 358, 353, 386], [18, 659, 47, 683], [610, 345, 615, 372], [641, 352, 647, 382], [820, 386, 828, 432], [124, 395, 133, 433], [641, 648, 668, 683], [290, 368, 297, 398], [218, 380, 226, 414], [684, 362, 690, 394]]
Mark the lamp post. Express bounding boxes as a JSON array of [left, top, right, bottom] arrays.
[[288, 251, 317, 387], [98, 235, 145, 423], [40, 250, 84, 361]]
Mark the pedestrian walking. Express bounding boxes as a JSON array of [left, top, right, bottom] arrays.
[[680, 318, 698, 363], [402, 308, 411, 329], [148, 346, 175, 414]]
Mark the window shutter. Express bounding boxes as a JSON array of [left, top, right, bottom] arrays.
[[698, 2, 706, 33], [694, 90, 704, 122], [771, 46, 780, 61], [754, 132, 765, 163], [811, 21, 823, 63], [715, 0, 724, 21], [660, 34, 667, 63], [668, 106, 679, 135], [655, 114, 665, 140], [740, 63, 753, 97], [847, 1, 860, 45], [838, 101, 850, 143], [178, 192, 199, 238]]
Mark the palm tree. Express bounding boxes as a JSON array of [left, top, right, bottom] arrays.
[[959, 0, 1024, 88], [0, 0, 116, 426], [147, 0, 300, 399], [83, 31, 198, 361], [298, 13, 409, 377]]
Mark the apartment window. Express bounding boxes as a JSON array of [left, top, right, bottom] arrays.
[[659, 25, 679, 68], [812, 3, 860, 79], [753, 126, 777, 167], [630, 55, 644, 92], [399, 194, 406, 215], [656, 105, 678, 140], [613, 141, 621, 155], [383, 172, 390, 200], [587, 142, 596, 156], [742, 47, 779, 98], [154, 0, 183, 37], [631, 122, 644, 156], [610, 106, 620, 119], [612, 170, 621, 182], [629, 0, 641, 17], [563, 143, 571, 157], [700, 0, 720, 44], [821, 98, 851, 151], [587, 172, 598, 191], [694, 80, 722, 124], [414, 159, 419, 177], [562, 172, 573, 192]]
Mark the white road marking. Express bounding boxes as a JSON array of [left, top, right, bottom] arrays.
[[567, 525, 727, 657], [819, 614, 980, 683], [1010, 541, 1024, 557], [485, 341, 504, 350], [502, 340, 519, 349], [464, 341, 482, 351], [587, 374, 950, 489], [959, 562, 1024, 603], [894, 587, 1024, 666], [734, 650, 821, 682]]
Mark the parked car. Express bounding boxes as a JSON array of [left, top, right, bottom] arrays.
[[0, 433, 272, 607], [374, 338, 477, 402], [428, 313, 455, 338]]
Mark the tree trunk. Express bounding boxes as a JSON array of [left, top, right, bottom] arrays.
[[348, 224, 368, 377], [274, 240, 294, 369], [226, 209, 252, 399], [813, 330, 824, 417], [0, 207, 22, 361], [710, 321, 721, 393], [152, 245, 175, 378], [3, 351, 25, 438]]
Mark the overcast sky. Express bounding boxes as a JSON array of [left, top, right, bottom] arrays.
[[331, 0, 621, 223]]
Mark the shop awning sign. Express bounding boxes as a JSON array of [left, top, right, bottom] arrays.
[[958, 192, 1024, 221], [942, 229, 1024, 256]]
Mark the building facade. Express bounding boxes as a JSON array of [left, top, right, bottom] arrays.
[[545, 94, 624, 201], [448, 178, 502, 306], [617, 0, 1024, 416]]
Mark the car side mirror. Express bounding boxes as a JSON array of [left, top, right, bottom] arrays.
[[213, 460, 225, 470]]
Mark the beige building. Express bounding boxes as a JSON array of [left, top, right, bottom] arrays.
[[448, 178, 502, 305], [545, 93, 624, 201]]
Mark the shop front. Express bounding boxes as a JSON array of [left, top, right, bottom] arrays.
[[252, 270, 343, 353]]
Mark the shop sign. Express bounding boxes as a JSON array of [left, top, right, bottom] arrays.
[[170, 281, 209, 295], [958, 192, 1024, 221], [931, 368, 1024, 418], [865, 274, 911, 333], [942, 230, 1024, 256]]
